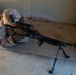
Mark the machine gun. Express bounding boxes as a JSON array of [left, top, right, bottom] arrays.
[[5, 22, 76, 74]]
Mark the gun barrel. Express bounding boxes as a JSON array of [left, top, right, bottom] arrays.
[[40, 36, 66, 47], [39, 35, 74, 47]]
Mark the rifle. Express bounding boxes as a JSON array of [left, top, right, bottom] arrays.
[[5, 15, 76, 74]]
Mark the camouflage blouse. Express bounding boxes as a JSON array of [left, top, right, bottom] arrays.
[[0, 8, 30, 47]]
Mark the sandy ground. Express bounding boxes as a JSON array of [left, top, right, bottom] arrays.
[[0, 18, 76, 75]]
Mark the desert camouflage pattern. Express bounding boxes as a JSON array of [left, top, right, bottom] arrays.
[[0, 8, 29, 47]]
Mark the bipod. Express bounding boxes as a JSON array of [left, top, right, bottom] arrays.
[[49, 45, 70, 74]]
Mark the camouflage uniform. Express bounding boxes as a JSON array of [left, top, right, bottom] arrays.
[[0, 8, 29, 47]]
